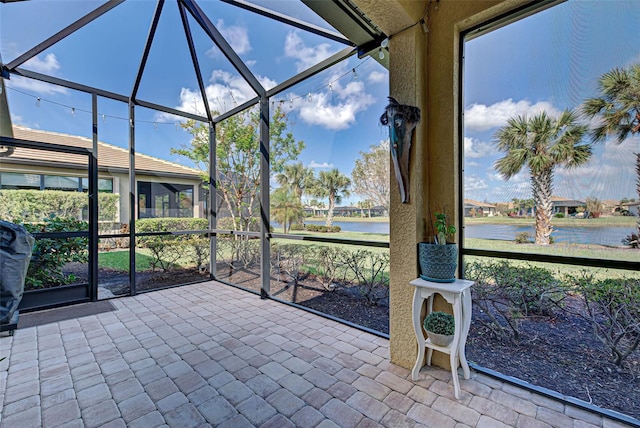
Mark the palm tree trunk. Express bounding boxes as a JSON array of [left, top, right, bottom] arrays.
[[326, 195, 335, 227], [635, 152, 640, 202], [532, 169, 553, 245], [635, 153, 640, 236]]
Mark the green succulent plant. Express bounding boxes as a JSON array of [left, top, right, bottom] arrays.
[[423, 311, 455, 335]]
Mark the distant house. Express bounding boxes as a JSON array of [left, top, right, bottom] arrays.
[[304, 205, 328, 217], [464, 199, 496, 217], [622, 201, 640, 216], [551, 196, 585, 216], [333, 206, 360, 217], [1, 126, 205, 225], [304, 204, 387, 218]]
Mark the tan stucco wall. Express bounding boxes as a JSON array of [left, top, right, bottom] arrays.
[[353, 0, 530, 370]]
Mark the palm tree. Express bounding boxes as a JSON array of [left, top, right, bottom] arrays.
[[271, 188, 304, 234], [313, 169, 351, 227], [276, 162, 314, 227], [494, 111, 591, 245], [276, 162, 314, 204], [582, 63, 640, 201]]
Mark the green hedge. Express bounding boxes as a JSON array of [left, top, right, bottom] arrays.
[[136, 217, 210, 271], [0, 189, 119, 222], [23, 215, 89, 289]]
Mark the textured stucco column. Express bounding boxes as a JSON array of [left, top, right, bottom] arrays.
[[353, 0, 528, 370], [388, 25, 427, 370]]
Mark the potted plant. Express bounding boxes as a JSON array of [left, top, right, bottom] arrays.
[[418, 212, 458, 282], [423, 311, 455, 346]]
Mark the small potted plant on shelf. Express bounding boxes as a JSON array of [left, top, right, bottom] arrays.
[[418, 212, 458, 282], [423, 311, 455, 347]]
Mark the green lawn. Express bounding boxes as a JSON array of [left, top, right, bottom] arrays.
[[99, 228, 637, 281], [98, 250, 157, 271], [465, 238, 639, 262], [464, 238, 639, 279]]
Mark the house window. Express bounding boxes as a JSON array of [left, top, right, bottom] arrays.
[[81, 178, 114, 193], [0, 172, 41, 189], [137, 181, 194, 219], [0, 173, 113, 193], [44, 175, 80, 191]]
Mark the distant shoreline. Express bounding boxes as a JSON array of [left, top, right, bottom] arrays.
[[306, 216, 389, 223]]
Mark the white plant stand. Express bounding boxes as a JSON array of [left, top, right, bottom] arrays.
[[410, 277, 473, 399]]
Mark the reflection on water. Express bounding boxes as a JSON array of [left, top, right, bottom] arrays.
[[302, 220, 634, 247], [464, 223, 632, 247]]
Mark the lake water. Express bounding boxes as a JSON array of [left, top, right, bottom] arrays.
[[464, 223, 632, 247], [304, 220, 633, 247]]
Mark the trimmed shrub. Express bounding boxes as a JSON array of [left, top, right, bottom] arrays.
[[22, 215, 89, 289], [136, 218, 209, 271], [271, 243, 311, 286], [0, 189, 118, 222], [622, 232, 639, 248], [554, 212, 565, 218], [341, 249, 390, 306], [514, 232, 532, 244], [312, 246, 348, 291], [305, 224, 341, 233], [216, 216, 260, 232], [565, 273, 640, 366], [216, 235, 259, 270], [465, 260, 565, 341]]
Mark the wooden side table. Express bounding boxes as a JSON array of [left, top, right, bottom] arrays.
[[410, 277, 473, 399]]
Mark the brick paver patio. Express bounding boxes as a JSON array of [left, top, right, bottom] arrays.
[[0, 282, 632, 427]]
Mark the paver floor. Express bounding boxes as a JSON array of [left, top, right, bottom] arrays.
[[0, 281, 633, 427]]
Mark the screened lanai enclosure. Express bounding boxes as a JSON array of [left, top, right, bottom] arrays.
[[0, 0, 391, 327], [2, 1, 640, 424]]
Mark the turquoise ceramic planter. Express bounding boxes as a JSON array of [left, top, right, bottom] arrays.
[[418, 242, 458, 283]]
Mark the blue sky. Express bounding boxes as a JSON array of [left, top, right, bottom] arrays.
[[464, 0, 640, 203], [3, 1, 639, 206], [1, 0, 389, 205]]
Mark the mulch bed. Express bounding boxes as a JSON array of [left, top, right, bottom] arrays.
[[39, 264, 640, 420]]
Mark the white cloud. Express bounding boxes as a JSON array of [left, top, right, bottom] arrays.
[[464, 99, 561, 132], [464, 136, 496, 159], [5, 53, 67, 95], [206, 20, 251, 57], [368, 71, 386, 83], [465, 175, 488, 192], [297, 79, 375, 130], [284, 31, 337, 73], [24, 53, 61, 73], [6, 76, 67, 96], [309, 161, 333, 169], [554, 137, 638, 199], [160, 69, 277, 120]]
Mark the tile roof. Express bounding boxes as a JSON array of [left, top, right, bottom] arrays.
[[464, 198, 496, 208], [3, 126, 202, 178]]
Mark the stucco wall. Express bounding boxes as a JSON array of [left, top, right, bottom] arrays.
[[353, 0, 529, 370]]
